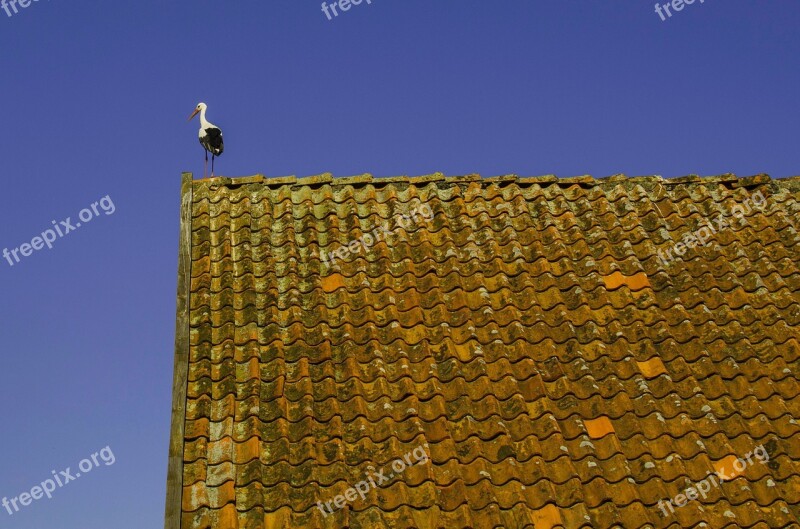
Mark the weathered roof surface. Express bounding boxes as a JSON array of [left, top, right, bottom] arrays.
[[168, 172, 800, 529]]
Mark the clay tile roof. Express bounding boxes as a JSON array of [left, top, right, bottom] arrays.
[[166, 172, 800, 529]]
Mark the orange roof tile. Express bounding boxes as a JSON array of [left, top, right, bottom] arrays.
[[166, 172, 800, 529], [584, 416, 616, 440], [637, 357, 668, 379], [602, 270, 651, 291]]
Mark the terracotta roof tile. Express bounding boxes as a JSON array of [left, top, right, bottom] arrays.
[[167, 173, 800, 529]]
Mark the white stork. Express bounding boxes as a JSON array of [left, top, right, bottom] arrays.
[[188, 102, 224, 178]]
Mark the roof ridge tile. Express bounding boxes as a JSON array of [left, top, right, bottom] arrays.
[[733, 173, 772, 187], [408, 172, 446, 183], [557, 175, 595, 185], [295, 173, 333, 186], [331, 174, 373, 186], [518, 175, 558, 185], [189, 172, 792, 191]]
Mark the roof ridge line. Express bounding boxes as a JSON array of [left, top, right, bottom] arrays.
[[187, 173, 786, 189]]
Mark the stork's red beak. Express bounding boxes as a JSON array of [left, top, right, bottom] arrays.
[[188, 108, 200, 121]]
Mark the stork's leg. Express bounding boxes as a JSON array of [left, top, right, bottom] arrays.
[[204, 150, 208, 179], [211, 154, 215, 177]]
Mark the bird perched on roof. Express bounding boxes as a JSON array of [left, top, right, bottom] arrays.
[[188, 102, 224, 178]]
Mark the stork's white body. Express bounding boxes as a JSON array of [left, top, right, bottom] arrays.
[[196, 108, 219, 142], [189, 102, 224, 178]]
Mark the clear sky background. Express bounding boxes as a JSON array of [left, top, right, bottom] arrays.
[[0, 1, 798, 527]]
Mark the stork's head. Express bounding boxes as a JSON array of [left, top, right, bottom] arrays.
[[188, 102, 207, 121]]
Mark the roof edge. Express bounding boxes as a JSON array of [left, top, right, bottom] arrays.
[[164, 172, 194, 529], [191, 173, 800, 190]]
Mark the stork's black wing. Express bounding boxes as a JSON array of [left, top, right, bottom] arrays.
[[201, 127, 224, 156]]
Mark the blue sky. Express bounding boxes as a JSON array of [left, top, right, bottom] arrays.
[[0, 1, 798, 527]]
